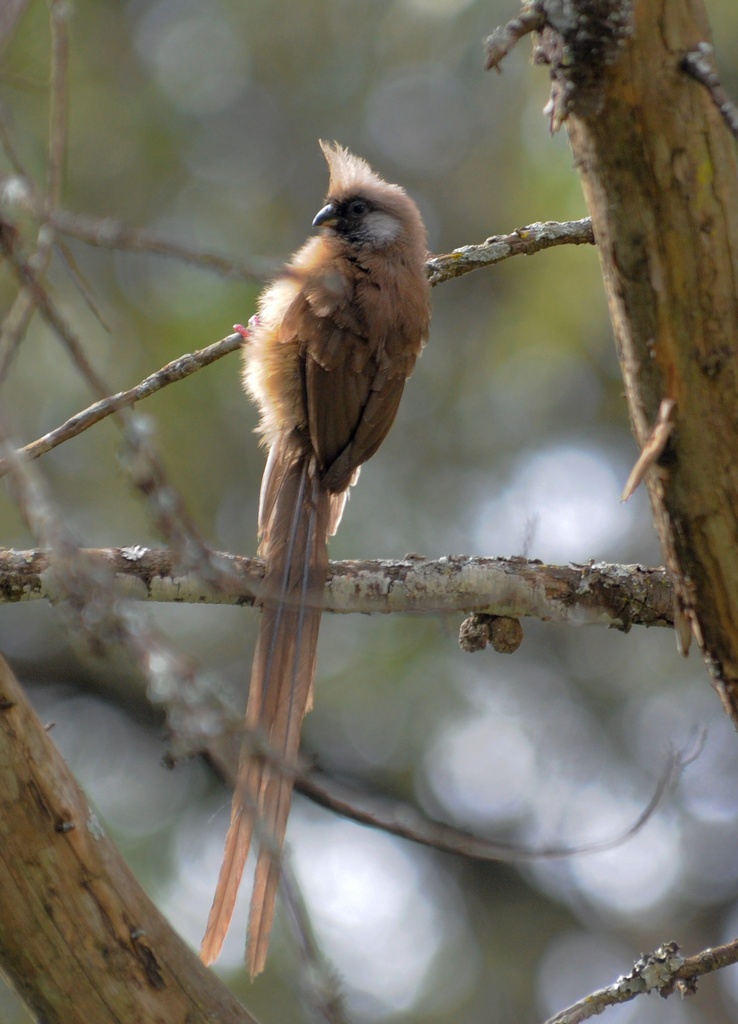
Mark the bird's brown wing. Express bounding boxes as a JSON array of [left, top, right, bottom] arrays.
[[281, 276, 416, 493], [307, 356, 406, 492]]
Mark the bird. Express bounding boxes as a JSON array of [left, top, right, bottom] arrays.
[[200, 140, 431, 976]]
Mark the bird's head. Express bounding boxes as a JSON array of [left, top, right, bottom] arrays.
[[312, 141, 426, 255]]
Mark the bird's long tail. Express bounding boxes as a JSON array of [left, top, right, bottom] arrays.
[[200, 442, 330, 975]]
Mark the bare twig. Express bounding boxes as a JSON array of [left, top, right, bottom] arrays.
[[296, 744, 684, 864], [427, 218, 594, 286], [55, 235, 115, 332], [0, 134, 40, 383], [0, 215, 593, 465], [48, 206, 270, 281], [46, 0, 70, 213], [0, 0, 71, 384], [0, 333, 243, 477], [1, 439, 242, 760], [682, 43, 738, 141], [621, 397, 676, 501], [0, 219, 113, 400], [0, 0, 72, 386], [0, 111, 29, 177], [3, 176, 595, 293], [0, 287, 38, 384], [278, 859, 349, 1024], [670, 938, 738, 994], [0, 190, 269, 282], [0, 222, 240, 594], [206, 735, 683, 872], [484, 1, 546, 71], [0, 0, 30, 54], [119, 415, 240, 592]]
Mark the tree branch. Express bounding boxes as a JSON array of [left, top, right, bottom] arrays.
[[0, 652, 260, 1024], [483, 1, 547, 71], [426, 217, 594, 285], [1, 170, 594, 293], [532, 0, 738, 722], [542, 938, 738, 1024], [0, 333, 244, 478], [0, 546, 674, 628], [0, 180, 269, 282], [291, 747, 683, 864]]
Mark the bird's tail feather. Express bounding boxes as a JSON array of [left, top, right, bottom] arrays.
[[200, 445, 329, 973]]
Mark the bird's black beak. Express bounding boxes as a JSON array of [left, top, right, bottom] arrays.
[[312, 203, 339, 229]]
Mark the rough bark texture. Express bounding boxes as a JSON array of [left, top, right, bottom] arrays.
[[0, 547, 675, 628], [538, 0, 738, 721], [0, 653, 259, 1024]]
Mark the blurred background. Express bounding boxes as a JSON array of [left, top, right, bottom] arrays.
[[1, 1, 738, 1021]]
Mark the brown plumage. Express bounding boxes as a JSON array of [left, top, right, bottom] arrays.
[[200, 141, 430, 975]]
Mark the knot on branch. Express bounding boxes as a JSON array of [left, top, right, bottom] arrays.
[[459, 613, 524, 654]]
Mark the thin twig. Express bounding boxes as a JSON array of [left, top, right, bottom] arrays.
[[0, 2, 69, 383], [0, 119, 40, 383], [484, 1, 546, 71], [297, 744, 684, 863], [427, 218, 594, 285], [119, 415, 241, 592], [0, 333, 244, 477], [0, 219, 113, 400], [682, 43, 738, 141], [55, 208, 269, 281], [0, 171, 268, 279], [1, 438, 243, 761], [0, 226, 242, 594], [3, 177, 595, 291], [0, 108, 29, 176], [0, 0, 30, 55], [0, 215, 594, 461], [278, 859, 349, 1024], [46, 0, 70, 211], [55, 235, 115, 332], [0, 287, 39, 384], [542, 938, 738, 1024], [621, 397, 676, 501]]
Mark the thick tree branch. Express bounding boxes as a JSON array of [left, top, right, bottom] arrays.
[[529, 0, 738, 722], [0, 653, 259, 1024], [0, 546, 674, 628]]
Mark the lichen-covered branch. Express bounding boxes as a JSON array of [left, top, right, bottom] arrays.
[[426, 218, 594, 285], [542, 938, 738, 1024], [0, 546, 674, 629]]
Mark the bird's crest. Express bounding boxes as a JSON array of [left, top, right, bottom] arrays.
[[319, 140, 404, 201]]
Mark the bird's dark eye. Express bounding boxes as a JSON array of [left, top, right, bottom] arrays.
[[347, 199, 369, 218]]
